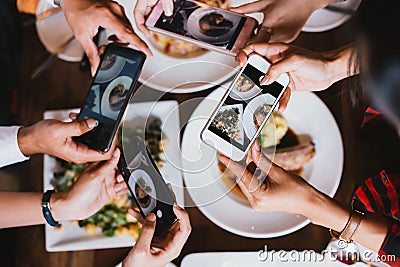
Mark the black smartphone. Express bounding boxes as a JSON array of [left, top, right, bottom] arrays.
[[117, 136, 178, 237], [73, 43, 146, 152]]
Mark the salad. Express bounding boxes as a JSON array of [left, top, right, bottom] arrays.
[[50, 116, 167, 237]]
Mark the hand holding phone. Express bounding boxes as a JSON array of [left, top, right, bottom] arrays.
[[145, 0, 258, 56], [118, 136, 178, 237], [201, 53, 290, 161], [73, 43, 146, 153]]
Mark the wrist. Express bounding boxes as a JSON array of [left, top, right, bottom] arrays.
[[323, 45, 358, 83], [304, 189, 349, 232], [50, 191, 69, 222], [17, 126, 36, 156]]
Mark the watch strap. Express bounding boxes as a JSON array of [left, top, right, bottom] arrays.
[[42, 190, 61, 227], [330, 209, 364, 242]]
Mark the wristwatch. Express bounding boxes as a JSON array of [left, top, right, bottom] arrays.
[[329, 202, 364, 243], [41, 190, 61, 227]]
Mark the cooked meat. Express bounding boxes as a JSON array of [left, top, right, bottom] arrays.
[[199, 12, 233, 37], [263, 142, 316, 171]]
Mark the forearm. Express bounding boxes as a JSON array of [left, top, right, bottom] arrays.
[[0, 191, 68, 229], [304, 189, 391, 252], [324, 43, 359, 83]]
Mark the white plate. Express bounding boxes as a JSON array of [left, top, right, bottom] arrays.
[[127, 169, 157, 215], [181, 251, 353, 267], [35, 0, 84, 62], [96, 55, 126, 83], [101, 76, 133, 120], [117, 0, 262, 93], [43, 100, 184, 251], [187, 7, 243, 45], [181, 88, 343, 238], [302, 0, 362, 33], [242, 93, 276, 139]]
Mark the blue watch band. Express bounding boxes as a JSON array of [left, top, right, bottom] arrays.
[[42, 190, 61, 227]]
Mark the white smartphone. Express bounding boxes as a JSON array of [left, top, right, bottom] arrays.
[[145, 0, 258, 56], [200, 53, 290, 161]]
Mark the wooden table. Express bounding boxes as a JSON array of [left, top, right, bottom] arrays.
[[1, 4, 399, 267]]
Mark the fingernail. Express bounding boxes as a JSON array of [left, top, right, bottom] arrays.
[[255, 141, 261, 151], [146, 48, 153, 56], [91, 67, 96, 77], [173, 203, 184, 210], [164, 5, 173, 16], [113, 148, 120, 157], [146, 213, 156, 222], [115, 183, 125, 191], [218, 155, 227, 164], [261, 77, 269, 85], [86, 119, 98, 129], [116, 174, 124, 183]]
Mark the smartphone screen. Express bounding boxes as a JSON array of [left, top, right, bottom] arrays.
[[208, 63, 285, 151], [74, 44, 145, 152], [118, 136, 177, 237], [153, 0, 246, 50]]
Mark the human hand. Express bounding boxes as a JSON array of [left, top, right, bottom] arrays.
[[18, 117, 115, 164], [230, 0, 333, 43], [134, 0, 173, 36], [218, 141, 316, 214], [122, 205, 191, 267], [51, 148, 129, 221], [237, 43, 341, 111], [60, 0, 152, 75]]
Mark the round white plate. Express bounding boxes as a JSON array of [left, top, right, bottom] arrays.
[[181, 89, 343, 238], [128, 169, 157, 215], [35, 0, 84, 62], [101, 76, 132, 119], [187, 7, 241, 45], [302, 0, 362, 33], [242, 93, 276, 139], [96, 55, 126, 83], [118, 0, 263, 93]]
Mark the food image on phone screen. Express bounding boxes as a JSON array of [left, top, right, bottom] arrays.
[[119, 137, 177, 237], [208, 63, 286, 151], [153, 0, 246, 50], [76, 47, 144, 152]]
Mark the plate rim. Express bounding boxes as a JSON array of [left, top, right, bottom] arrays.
[[181, 90, 343, 238]]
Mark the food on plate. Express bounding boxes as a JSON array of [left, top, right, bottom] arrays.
[[135, 177, 152, 208], [49, 116, 167, 237], [150, 33, 207, 58], [109, 84, 128, 111], [264, 140, 316, 172], [51, 160, 140, 237], [119, 116, 167, 169], [253, 104, 273, 129], [199, 12, 233, 36], [201, 0, 229, 9], [149, 0, 229, 58], [235, 74, 254, 92], [100, 53, 117, 71], [218, 111, 316, 201], [211, 107, 241, 141], [257, 112, 289, 148]]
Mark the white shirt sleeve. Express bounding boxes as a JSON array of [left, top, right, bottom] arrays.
[[0, 126, 30, 168]]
